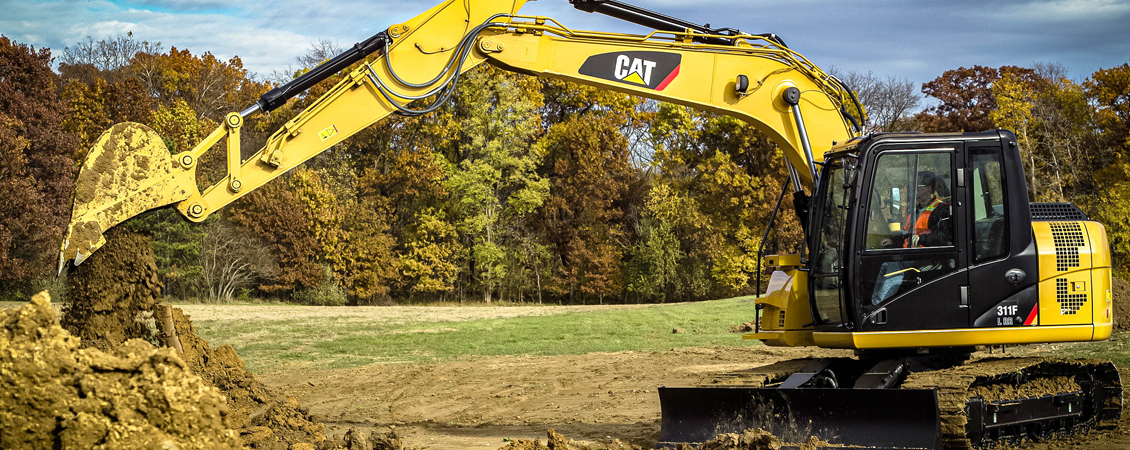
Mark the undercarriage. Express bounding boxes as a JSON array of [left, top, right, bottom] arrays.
[[658, 350, 1123, 449]]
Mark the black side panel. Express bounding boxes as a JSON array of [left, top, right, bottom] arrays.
[[658, 387, 941, 449]]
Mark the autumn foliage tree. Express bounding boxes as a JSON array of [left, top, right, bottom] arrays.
[[1087, 61, 1130, 273], [445, 66, 549, 303], [537, 114, 633, 304], [918, 65, 1038, 132], [132, 47, 266, 120], [9, 28, 1130, 302], [0, 37, 78, 295], [227, 178, 324, 293], [61, 77, 152, 155]]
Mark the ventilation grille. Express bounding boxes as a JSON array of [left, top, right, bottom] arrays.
[[1031, 202, 1089, 221], [1056, 278, 1087, 315], [778, 311, 787, 328], [1050, 222, 1086, 272]]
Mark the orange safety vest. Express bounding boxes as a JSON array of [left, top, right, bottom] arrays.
[[904, 198, 945, 248]]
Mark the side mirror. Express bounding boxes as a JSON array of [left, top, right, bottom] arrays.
[[890, 187, 901, 216], [888, 187, 902, 232]]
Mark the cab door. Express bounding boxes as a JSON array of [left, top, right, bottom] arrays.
[[855, 145, 970, 332]]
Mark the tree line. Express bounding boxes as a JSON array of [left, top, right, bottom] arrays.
[[1, 34, 1128, 304]]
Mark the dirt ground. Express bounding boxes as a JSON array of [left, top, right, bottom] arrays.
[[262, 343, 1130, 450], [266, 345, 849, 448]]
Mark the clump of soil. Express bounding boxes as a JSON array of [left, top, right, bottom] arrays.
[[500, 428, 609, 450], [62, 227, 163, 351], [692, 428, 781, 450], [0, 291, 240, 449], [729, 322, 756, 333], [1112, 276, 1130, 332], [340, 427, 407, 450], [691, 429, 834, 450]]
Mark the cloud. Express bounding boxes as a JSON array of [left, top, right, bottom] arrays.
[[1003, 0, 1130, 22], [3, 0, 1129, 86], [129, 0, 230, 11]]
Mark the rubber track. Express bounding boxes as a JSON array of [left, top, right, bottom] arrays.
[[902, 357, 1122, 450]]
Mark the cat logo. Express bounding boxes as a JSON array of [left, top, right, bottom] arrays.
[[578, 51, 681, 91], [615, 55, 657, 85]]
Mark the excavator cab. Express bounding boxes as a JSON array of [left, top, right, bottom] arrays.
[[802, 129, 1112, 347], [808, 130, 1039, 339]]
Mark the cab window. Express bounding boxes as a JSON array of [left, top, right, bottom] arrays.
[[970, 147, 1008, 263], [864, 152, 953, 250]]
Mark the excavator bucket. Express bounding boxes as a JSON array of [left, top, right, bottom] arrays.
[[60, 122, 195, 271], [657, 387, 942, 449]]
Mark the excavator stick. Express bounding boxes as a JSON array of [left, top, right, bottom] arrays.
[[657, 387, 942, 449], [60, 122, 195, 271]]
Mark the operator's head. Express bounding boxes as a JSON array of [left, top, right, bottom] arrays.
[[916, 171, 938, 206]]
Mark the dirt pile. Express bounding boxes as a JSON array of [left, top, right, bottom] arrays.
[[0, 291, 240, 450], [687, 429, 832, 450], [1113, 276, 1130, 332], [61, 227, 163, 351], [57, 228, 404, 450], [165, 305, 334, 449]]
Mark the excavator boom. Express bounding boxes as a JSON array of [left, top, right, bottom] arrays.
[[59, 0, 858, 271]]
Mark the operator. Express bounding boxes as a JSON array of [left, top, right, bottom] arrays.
[[872, 171, 952, 305], [881, 171, 952, 248]]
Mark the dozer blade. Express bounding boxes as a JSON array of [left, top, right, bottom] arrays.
[[60, 122, 195, 271], [658, 387, 942, 449]]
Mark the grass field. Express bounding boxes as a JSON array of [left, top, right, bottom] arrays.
[[8, 293, 1121, 376], [188, 296, 764, 373], [1049, 331, 1130, 366]]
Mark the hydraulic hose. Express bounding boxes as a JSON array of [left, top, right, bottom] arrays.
[[367, 16, 511, 116]]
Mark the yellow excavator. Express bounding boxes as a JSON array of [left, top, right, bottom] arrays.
[[59, 0, 1120, 448]]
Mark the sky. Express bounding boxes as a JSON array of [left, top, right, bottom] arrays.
[[3, 0, 1130, 90]]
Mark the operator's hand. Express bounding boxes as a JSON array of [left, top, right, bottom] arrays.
[[880, 238, 893, 248], [908, 234, 921, 247]]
